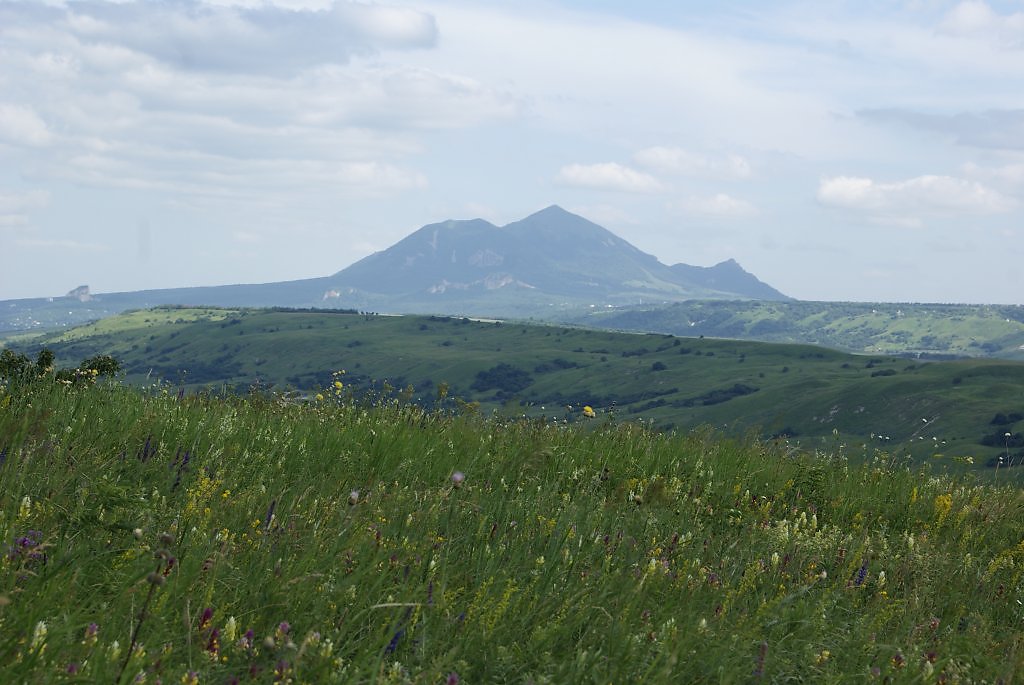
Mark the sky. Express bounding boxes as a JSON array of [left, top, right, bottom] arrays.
[[1, 0, 1023, 304]]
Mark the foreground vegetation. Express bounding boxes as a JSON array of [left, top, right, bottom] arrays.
[[2, 373, 1024, 683]]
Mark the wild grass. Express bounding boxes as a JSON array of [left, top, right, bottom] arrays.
[[2, 377, 1023, 683]]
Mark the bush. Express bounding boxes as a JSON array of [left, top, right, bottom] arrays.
[[471, 363, 533, 393]]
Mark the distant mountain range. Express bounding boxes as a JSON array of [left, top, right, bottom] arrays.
[[0, 206, 786, 331]]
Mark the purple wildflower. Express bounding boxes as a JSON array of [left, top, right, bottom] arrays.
[[854, 561, 869, 587], [385, 628, 404, 654]]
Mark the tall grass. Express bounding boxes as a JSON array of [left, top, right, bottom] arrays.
[[1, 378, 1023, 683]]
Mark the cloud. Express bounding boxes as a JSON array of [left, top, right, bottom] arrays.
[[937, 1, 1024, 46], [674, 193, 758, 217], [857, 109, 1024, 151], [49, 1, 438, 74], [963, 160, 1024, 187], [0, 104, 54, 146], [817, 175, 1016, 222], [0, 190, 49, 229], [555, 163, 663, 193], [634, 147, 752, 180]]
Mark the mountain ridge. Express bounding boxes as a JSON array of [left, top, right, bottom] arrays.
[[321, 204, 788, 309], [0, 206, 786, 330]]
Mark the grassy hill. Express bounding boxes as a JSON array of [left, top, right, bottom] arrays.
[[569, 300, 1024, 360], [2, 376, 1024, 681], [8, 306, 1024, 474]]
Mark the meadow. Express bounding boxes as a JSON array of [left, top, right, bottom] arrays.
[[12, 306, 1024, 471], [2, 370, 1024, 683]]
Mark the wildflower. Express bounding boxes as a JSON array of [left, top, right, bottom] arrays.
[[275, 622, 290, 640], [385, 628, 404, 654], [348, 490, 360, 506], [83, 622, 99, 646], [770, 552, 780, 569], [239, 629, 255, 650], [198, 607, 214, 631], [816, 649, 831, 664], [450, 471, 465, 488], [934, 494, 953, 523], [853, 561, 868, 587], [18, 495, 32, 520], [205, 629, 220, 658], [110, 640, 122, 660], [29, 620, 47, 654], [447, 673, 460, 685], [877, 571, 886, 588], [315, 393, 324, 402], [224, 616, 237, 643], [181, 671, 199, 685], [582, 405, 596, 418]]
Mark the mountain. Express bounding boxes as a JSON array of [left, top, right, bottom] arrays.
[[0, 206, 786, 331], [320, 205, 788, 310]]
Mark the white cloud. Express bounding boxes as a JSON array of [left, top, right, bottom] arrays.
[[817, 175, 1017, 220], [938, 1, 1024, 45], [963, 160, 1024, 187], [556, 163, 663, 193], [634, 147, 752, 180], [0, 104, 53, 146], [53, 1, 438, 74], [674, 193, 758, 217]]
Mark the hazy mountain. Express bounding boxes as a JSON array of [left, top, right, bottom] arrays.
[[321, 205, 788, 310], [0, 206, 785, 331]]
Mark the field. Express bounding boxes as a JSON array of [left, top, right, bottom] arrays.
[[10, 306, 1024, 472], [2, 374, 1024, 682]]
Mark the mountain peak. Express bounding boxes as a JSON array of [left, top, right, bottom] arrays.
[[530, 204, 571, 217]]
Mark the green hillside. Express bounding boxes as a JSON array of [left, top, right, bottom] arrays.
[[570, 300, 1024, 360], [2, 374, 1024, 681], [9, 306, 1024, 474]]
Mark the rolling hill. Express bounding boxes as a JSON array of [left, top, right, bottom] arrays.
[[13, 305, 1024, 474], [570, 299, 1024, 360]]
